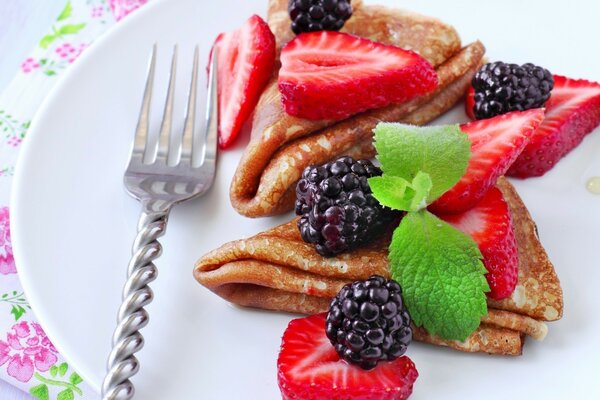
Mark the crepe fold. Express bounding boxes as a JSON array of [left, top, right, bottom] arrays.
[[230, 0, 484, 218], [195, 178, 563, 355]]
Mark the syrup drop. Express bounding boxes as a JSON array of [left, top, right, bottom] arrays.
[[586, 177, 600, 195]]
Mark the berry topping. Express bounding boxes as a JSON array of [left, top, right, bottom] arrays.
[[507, 75, 600, 178], [430, 109, 545, 214], [289, 0, 353, 34], [439, 187, 519, 300], [472, 61, 554, 120], [296, 157, 395, 256], [211, 15, 276, 149], [278, 31, 438, 121], [326, 276, 413, 370], [278, 313, 418, 400]]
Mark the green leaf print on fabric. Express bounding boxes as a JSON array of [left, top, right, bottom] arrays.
[[0, 291, 31, 320], [57, 2, 73, 21], [58, 24, 86, 35], [57, 389, 75, 400], [30, 384, 49, 400], [32, 361, 84, 398], [0, 111, 30, 147], [38, 2, 87, 49]]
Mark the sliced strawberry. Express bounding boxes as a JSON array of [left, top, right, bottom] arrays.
[[465, 86, 476, 120], [278, 31, 438, 121], [430, 109, 544, 214], [439, 187, 518, 300], [212, 15, 275, 149], [507, 75, 600, 177], [278, 313, 418, 400]]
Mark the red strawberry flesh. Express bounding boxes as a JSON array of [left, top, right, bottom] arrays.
[[439, 187, 519, 300], [278, 313, 418, 400], [212, 14, 275, 149], [507, 75, 600, 177], [465, 86, 476, 120], [278, 31, 438, 121], [430, 109, 545, 214]]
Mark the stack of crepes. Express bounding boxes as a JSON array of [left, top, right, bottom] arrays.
[[195, 0, 564, 356]]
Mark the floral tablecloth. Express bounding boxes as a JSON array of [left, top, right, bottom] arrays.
[[0, 1, 149, 398]]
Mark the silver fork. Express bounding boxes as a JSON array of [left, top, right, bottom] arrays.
[[101, 45, 218, 400]]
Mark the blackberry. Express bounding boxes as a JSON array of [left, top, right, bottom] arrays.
[[472, 61, 554, 120], [295, 157, 393, 257], [288, 0, 352, 35], [326, 275, 412, 370]]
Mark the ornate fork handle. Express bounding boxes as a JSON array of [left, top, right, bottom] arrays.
[[101, 201, 171, 400]]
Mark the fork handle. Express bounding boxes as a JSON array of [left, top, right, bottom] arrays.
[[101, 201, 170, 400]]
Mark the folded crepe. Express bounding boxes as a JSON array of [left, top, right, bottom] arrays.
[[195, 178, 563, 356], [231, 0, 485, 217]]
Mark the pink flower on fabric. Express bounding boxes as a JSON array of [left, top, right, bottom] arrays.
[[20, 58, 40, 74], [69, 44, 88, 63], [108, 0, 148, 22], [55, 43, 88, 63], [0, 207, 16, 275], [91, 6, 104, 18], [56, 43, 76, 59], [0, 322, 58, 382]]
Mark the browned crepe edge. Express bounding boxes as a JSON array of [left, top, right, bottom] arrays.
[[207, 285, 527, 355], [230, 0, 464, 218], [196, 180, 562, 354], [231, 41, 485, 217], [268, 0, 460, 67], [491, 178, 564, 321]]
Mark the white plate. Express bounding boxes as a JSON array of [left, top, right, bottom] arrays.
[[10, 0, 600, 398]]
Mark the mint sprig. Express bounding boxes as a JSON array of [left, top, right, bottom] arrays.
[[372, 123, 470, 202], [369, 123, 489, 342], [390, 211, 489, 341], [368, 171, 432, 212]]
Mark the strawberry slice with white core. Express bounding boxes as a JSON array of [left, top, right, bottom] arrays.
[[507, 75, 600, 177], [430, 109, 545, 214], [439, 187, 519, 300], [278, 313, 418, 400], [278, 31, 438, 121], [212, 14, 275, 149]]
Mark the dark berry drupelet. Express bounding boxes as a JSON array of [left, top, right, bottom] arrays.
[[295, 157, 393, 257], [472, 61, 554, 120], [326, 275, 412, 370], [288, 0, 352, 34]]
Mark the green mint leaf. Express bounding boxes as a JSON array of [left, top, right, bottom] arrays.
[[57, 2, 72, 21], [57, 389, 74, 400], [30, 384, 49, 400], [69, 372, 83, 385], [389, 210, 489, 341], [373, 123, 470, 202], [50, 365, 58, 378], [368, 171, 432, 212]]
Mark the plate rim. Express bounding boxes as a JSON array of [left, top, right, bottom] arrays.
[[10, 0, 170, 392]]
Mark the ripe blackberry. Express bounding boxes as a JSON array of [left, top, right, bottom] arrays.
[[472, 61, 554, 120], [295, 157, 393, 257], [326, 275, 412, 370], [288, 0, 352, 35]]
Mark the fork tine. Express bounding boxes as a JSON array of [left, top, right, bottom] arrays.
[[153, 45, 178, 164], [133, 44, 156, 164], [179, 46, 199, 166], [198, 45, 218, 168]]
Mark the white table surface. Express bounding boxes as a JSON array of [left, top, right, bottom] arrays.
[[0, 1, 65, 398]]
